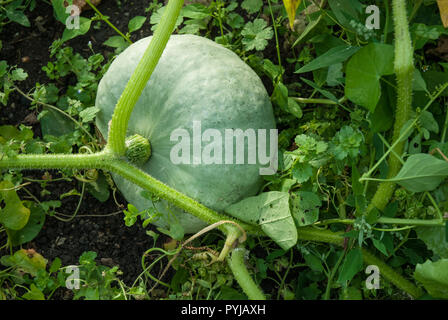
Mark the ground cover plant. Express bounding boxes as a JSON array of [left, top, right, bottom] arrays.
[[0, 0, 448, 300]]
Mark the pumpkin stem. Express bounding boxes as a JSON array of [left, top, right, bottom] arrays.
[[125, 134, 151, 166], [227, 246, 266, 300], [367, 0, 414, 212]]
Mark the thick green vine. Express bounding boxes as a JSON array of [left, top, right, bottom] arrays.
[[368, 0, 414, 212]]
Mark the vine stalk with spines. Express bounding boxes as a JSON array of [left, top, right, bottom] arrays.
[[0, 0, 436, 299], [368, 0, 414, 212]]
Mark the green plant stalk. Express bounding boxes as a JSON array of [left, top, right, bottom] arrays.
[[361, 249, 423, 298], [313, 217, 445, 227], [106, 0, 184, 156], [368, 0, 414, 212], [106, 160, 259, 235], [0, 153, 257, 235], [295, 227, 422, 299], [292, 96, 347, 105], [267, 0, 281, 67], [0, 152, 110, 170], [85, 0, 132, 44], [227, 247, 266, 300]]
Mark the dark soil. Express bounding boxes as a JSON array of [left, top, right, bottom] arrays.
[[0, 0, 171, 299]]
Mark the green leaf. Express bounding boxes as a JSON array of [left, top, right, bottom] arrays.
[[0, 249, 47, 276], [413, 69, 428, 92], [128, 16, 146, 33], [241, 19, 273, 51], [292, 162, 313, 183], [171, 267, 189, 292], [340, 286, 363, 300], [390, 153, 448, 192], [0, 125, 33, 142], [241, 0, 263, 14], [295, 45, 359, 74], [103, 35, 129, 49], [271, 81, 288, 109], [369, 82, 394, 133], [301, 77, 340, 103], [420, 111, 439, 134], [11, 68, 28, 81], [79, 106, 100, 123], [337, 247, 363, 284], [303, 253, 324, 272], [182, 3, 210, 19], [0, 60, 7, 78], [23, 284, 45, 300], [327, 0, 361, 28], [8, 201, 46, 246], [40, 108, 75, 137], [414, 259, 448, 299], [416, 226, 448, 259], [51, 0, 73, 24], [225, 192, 298, 250], [79, 251, 97, 265], [49, 258, 62, 273], [326, 63, 344, 86], [62, 17, 92, 42], [219, 286, 248, 300], [286, 98, 303, 119], [345, 43, 395, 112], [86, 172, 110, 203], [292, 14, 323, 47], [290, 191, 321, 226], [372, 238, 389, 256], [0, 180, 30, 230], [6, 9, 31, 27]]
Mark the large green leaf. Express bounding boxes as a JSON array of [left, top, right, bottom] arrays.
[[225, 192, 298, 250], [0, 249, 47, 277], [8, 201, 46, 246], [414, 259, 448, 299], [390, 153, 448, 192], [416, 226, 448, 259], [345, 43, 395, 112], [0, 181, 30, 230], [40, 108, 75, 137], [327, 0, 362, 28]]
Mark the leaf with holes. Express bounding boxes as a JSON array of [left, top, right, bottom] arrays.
[[290, 191, 321, 226], [225, 191, 298, 250]]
